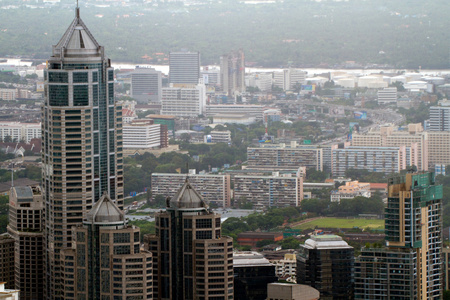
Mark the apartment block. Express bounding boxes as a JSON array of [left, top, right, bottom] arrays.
[[151, 172, 231, 207], [246, 73, 273, 92], [429, 101, 450, 131], [377, 87, 397, 105], [332, 146, 408, 177], [352, 124, 426, 170], [0, 122, 41, 143], [161, 83, 206, 117], [123, 119, 168, 149], [201, 67, 220, 86], [7, 185, 45, 300], [0, 88, 31, 101], [247, 142, 323, 171], [272, 253, 297, 282], [233, 173, 303, 208]]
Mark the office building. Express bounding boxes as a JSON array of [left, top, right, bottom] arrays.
[[220, 49, 245, 97], [161, 83, 206, 117], [330, 181, 371, 203], [169, 51, 200, 84], [332, 146, 409, 177], [145, 179, 234, 299], [267, 283, 320, 300], [7, 186, 44, 300], [151, 172, 231, 207], [247, 142, 323, 171], [123, 119, 168, 149], [296, 235, 354, 300], [355, 172, 443, 299], [0, 122, 41, 143], [59, 193, 152, 299], [0, 233, 15, 290], [273, 69, 306, 91], [377, 87, 397, 105], [246, 73, 273, 92], [233, 172, 303, 208], [130, 67, 162, 103], [429, 100, 450, 131], [233, 251, 278, 300], [41, 7, 124, 298]]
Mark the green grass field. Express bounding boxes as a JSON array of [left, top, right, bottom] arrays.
[[293, 217, 385, 231]]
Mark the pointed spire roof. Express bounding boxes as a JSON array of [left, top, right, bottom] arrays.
[[169, 178, 208, 210], [52, 7, 103, 60], [85, 193, 125, 224]]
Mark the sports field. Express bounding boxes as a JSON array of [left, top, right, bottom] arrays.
[[293, 217, 384, 230]]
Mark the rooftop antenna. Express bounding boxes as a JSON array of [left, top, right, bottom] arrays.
[[76, 0, 80, 18]]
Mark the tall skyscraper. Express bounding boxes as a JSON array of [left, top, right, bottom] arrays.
[[145, 179, 234, 300], [355, 171, 443, 299], [42, 7, 123, 298], [169, 51, 200, 84], [130, 67, 162, 103], [220, 49, 245, 97], [7, 185, 44, 300], [59, 193, 152, 299]]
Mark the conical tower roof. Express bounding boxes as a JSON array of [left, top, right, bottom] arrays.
[[52, 7, 103, 60], [169, 178, 208, 210], [85, 193, 124, 224]]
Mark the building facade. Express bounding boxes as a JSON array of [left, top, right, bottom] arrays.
[[145, 179, 234, 300], [355, 172, 443, 299], [0, 122, 41, 143], [377, 87, 397, 105], [220, 49, 245, 97], [332, 146, 409, 177], [296, 235, 354, 300], [0, 233, 15, 290], [59, 193, 152, 299], [273, 69, 306, 91], [169, 51, 200, 84], [7, 186, 45, 300], [130, 67, 162, 103], [161, 84, 206, 117], [205, 104, 265, 121], [151, 173, 231, 208], [330, 181, 371, 203], [247, 143, 323, 171], [41, 8, 124, 298], [123, 119, 168, 149], [233, 173, 303, 208]]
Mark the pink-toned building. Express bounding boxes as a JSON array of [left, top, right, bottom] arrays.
[[331, 181, 371, 203]]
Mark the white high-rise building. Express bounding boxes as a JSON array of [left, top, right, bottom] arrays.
[[273, 69, 306, 91], [130, 67, 162, 103], [161, 83, 206, 117], [169, 51, 200, 84], [377, 87, 397, 105], [0, 122, 41, 143]]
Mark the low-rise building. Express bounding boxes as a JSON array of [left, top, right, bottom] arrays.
[[237, 232, 284, 248], [267, 283, 320, 300], [123, 119, 168, 149], [330, 181, 371, 203], [272, 253, 297, 282]]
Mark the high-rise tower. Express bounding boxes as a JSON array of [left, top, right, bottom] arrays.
[[42, 7, 123, 298], [169, 51, 200, 84], [355, 171, 443, 299], [220, 49, 245, 97], [145, 179, 234, 300]]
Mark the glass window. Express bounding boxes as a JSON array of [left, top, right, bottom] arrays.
[[49, 85, 69, 106], [49, 72, 68, 83], [73, 72, 89, 83], [74, 85, 89, 106]]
